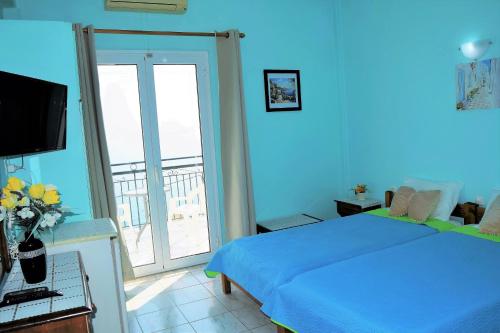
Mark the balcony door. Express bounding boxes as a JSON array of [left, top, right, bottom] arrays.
[[97, 51, 220, 277]]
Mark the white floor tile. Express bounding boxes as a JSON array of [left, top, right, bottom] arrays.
[[126, 274, 159, 287], [158, 267, 192, 278], [168, 284, 213, 305], [155, 323, 197, 333], [125, 280, 147, 289], [202, 280, 222, 296], [156, 272, 200, 291], [232, 306, 270, 330], [190, 269, 212, 284], [252, 323, 277, 333], [188, 264, 206, 272], [216, 293, 257, 311], [191, 312, 248, 333], [128, 316, 143, 333], [125, 284, 148, 300], [178, 297, 228, 322], [203, 279, 253, 301], [127, 291, 175, 316], [137, 307, 188, 333], [203, 281, 256, 311], [125, 265, 272, 333]]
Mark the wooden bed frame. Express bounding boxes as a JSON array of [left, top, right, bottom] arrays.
[[221, 190, 485, 333]]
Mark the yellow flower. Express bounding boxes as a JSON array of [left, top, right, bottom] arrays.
[[19, 196, 30, 207], [2, 188, 11, 197], [42, 190, 60, 205], [6, 177, 25, 192], [1, 195, 17, 210], [29, 184, 45, 199]]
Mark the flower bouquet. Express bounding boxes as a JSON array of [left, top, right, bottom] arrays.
[[0, 176, 71, 283], [352, 184, 368, 201]]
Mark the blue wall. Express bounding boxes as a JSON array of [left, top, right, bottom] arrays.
[[0, 20, 93, 221], [4, 0, 344, 222], [336, 0, 500, 203], [3, 0, 499, 221]]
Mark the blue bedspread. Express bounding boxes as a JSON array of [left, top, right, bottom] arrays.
[[205, 213, 436, 304], [263, 232, 500, 333]]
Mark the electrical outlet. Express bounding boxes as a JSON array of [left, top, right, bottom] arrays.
[[6, 164, 17, 173]]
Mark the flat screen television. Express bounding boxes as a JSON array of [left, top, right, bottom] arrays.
[[0, 70, 67, 157]]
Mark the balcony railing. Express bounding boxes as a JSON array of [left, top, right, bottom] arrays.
[[111, 155, 205, 228]]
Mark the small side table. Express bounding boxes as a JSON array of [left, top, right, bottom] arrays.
[[257, 214, 323, 233], [335, 198, 382, 217]]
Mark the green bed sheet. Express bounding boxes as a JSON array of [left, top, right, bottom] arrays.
[[451, 225, 500, 242], [365, 208, 457, 232]]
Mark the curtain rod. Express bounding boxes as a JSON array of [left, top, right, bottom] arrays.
[[82, 28, 245, 39]]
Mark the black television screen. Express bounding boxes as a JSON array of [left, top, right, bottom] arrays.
[[0, 70, 67, 157]]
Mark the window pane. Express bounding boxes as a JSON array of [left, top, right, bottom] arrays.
[[153, 64, 211, 259], [98, 65, 156, 267]]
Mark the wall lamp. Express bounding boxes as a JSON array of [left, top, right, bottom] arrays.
[[459, 39, 493, 61]]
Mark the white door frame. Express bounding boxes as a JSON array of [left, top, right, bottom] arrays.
[[97, 50, 221, 277]]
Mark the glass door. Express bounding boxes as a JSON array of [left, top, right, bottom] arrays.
[[97, 51, 220, 277]]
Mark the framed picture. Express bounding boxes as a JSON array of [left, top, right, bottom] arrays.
[[456, 58, 500, 111], [264, 70, 302, 112]]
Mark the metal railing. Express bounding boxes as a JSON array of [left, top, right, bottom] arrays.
[[111, 155, 205, 228]]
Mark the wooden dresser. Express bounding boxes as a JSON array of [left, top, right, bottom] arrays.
[[0, 252, 94, 333]]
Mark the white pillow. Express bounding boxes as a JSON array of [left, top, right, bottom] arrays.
[[480, 188, 500, 225], [485, 188, 500, 211], [403, 177, 463, 221]]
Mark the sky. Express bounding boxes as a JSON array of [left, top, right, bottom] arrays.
[[98, 64, 203, 168]]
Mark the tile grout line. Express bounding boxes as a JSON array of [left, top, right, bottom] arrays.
[[174, 302, 190, 330], [126, 272, 200, 291], [129, 264, 273, 333], [186, 322, 197, 333], [132, 281, 219, 319], [131, 291, 271, 332]]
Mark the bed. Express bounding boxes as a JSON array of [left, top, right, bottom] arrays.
[[262, 227, 500, 333], [205, 192, 475, 307]]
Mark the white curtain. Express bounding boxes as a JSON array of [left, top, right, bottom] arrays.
[[216, 30, 256, 241], [74, 24, 135, 281]]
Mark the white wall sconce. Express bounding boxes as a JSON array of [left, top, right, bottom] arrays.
[[459, 39, 492, 61]]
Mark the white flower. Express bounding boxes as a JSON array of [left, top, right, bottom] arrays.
[[44, 184, 58, 192], [7, 212, 15, 229], [0, 206, 5, 222], [41, 212, 61, 228], [17, 207, 35, 220], [59, 206, 72, 213]]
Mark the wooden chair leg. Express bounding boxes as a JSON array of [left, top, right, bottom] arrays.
[[221, 273, 232, 294]]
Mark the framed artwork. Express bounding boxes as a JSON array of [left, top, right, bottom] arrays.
[[264, 70, 302, 112], [456, 57, 500, 111]]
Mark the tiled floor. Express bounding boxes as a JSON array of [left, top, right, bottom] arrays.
[[126, 265, 277, 333]]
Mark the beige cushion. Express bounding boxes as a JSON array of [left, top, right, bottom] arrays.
[[390, 186, 416, 217], [408, 190, 441, 222], [480, 195, 500, 235]]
